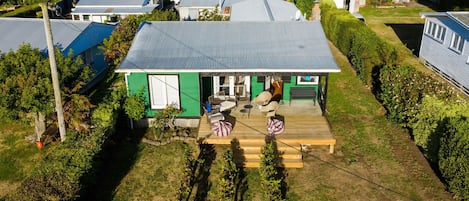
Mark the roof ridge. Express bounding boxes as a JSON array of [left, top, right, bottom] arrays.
[[262, 0, 274, 21]]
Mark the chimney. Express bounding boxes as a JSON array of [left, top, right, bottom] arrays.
[[311, 0, 321, 21]]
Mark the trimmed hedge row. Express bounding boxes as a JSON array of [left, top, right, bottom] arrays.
[[321, 5, 398, 86], [321, 5, 468, 200], [6, 76, 125, 201]]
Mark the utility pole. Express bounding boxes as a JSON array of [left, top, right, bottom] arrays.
[[40, 3, 67, 142]]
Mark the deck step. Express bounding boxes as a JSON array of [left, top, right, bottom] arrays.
[[231, 141, 304, 168], [234, 158, 304, 168]]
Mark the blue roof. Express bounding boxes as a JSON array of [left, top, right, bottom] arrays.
[[0, 18, 114, 55], [420, 11, 469, 31], [230, 0, 304, 21], [118, 21, 340, 73]]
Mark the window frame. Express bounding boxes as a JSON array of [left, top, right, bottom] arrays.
[[296, 76, 319, 85], [148, 74, 180, 110], [425, 21, 446, 43], [450, 32, 464, 54]]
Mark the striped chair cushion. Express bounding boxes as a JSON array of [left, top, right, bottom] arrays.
[[267, 117, 284, 135], [212, 121, 233, 137]]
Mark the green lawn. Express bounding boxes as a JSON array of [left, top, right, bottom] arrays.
[[0, 121, 45, 198]]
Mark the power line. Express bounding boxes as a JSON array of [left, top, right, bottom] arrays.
[[105, 20, 416, 200]]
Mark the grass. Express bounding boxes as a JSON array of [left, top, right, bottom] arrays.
[[0, 121, 45, 198]]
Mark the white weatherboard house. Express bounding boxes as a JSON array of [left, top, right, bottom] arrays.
[[0, 18, 115, 85], [71, 0, 158, 23], [420, 12, 469, 95], [176, 0, 304, 21]]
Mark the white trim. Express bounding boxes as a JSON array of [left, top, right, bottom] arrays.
[[148, 75, 180, 109], [115, 68, 341, 73], [297, 76, 319, 85]]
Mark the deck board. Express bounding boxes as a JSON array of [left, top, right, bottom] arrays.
[[197, 100, 336, 153]]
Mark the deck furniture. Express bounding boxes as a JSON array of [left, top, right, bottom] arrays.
[[289, 87, 316, 106]]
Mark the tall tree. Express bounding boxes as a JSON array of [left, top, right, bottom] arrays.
[[0, 44, 94, 140]]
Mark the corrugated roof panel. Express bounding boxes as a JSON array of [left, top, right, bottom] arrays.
[[230, 0, 304, 21], [72, 6, 157, 14], [0, 18, 90, 53], [118, 21, 339, 73], [76, 0, 147, 6]]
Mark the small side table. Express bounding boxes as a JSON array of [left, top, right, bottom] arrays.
[[241, 104, 253, 118]]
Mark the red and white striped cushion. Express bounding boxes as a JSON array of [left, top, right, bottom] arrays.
[[212, 121, 233, 137], [267, 118, 284, 135]]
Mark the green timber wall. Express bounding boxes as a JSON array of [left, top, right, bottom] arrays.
[[251, 76, 318, 101], [126, 72, 201, 117]]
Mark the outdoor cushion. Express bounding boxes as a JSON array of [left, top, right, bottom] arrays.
[[212, 121, 233, 137], [267, 117, 284, 135]]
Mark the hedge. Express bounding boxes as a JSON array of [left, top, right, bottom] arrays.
[[321, 5, 397, 86], [6, 76, 125, 201], [321, 4, 468, 200]]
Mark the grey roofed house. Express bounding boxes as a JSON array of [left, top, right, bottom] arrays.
[[71, 0, 158, 23], [117, 21, 339, 73], [230, 0, 305, 21], [0, 17, 115, 84], [419, 12, 469, 95]]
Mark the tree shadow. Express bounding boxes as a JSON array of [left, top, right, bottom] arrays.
[[78, 121, 146, 201], [231, 138, 249, 201], [194, 144, 216, 200], [385, 23, 424, 57]]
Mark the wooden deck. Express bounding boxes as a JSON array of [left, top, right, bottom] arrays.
[[197, 100, 336, 154]]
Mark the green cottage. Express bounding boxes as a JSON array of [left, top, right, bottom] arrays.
[[117, 21, 340, 167]]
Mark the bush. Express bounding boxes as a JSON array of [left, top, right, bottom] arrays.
[[260, 141, 284, 201], [217, 150, 238, 200], [6, 76, 125, 201], [414, 96, 469, 200], [379, 65, 454, 126]]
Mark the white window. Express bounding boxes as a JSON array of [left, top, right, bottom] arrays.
[[450, 33, 464, 53], [425, 21, 446, 42], [148, 75, 180, 109], [297, 76, 319, 85], [213, 76, 250, 99]]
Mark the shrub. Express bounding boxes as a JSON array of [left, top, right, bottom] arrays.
[[260, 141, 284, 201], [217, 150, 238, 200], [414, 96, 469, 200], [379, 65, 454, 126]]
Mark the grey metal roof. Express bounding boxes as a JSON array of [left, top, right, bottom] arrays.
[[448, 12, 469, 29], [75, 0, 149, 6], [420, 11, 469, 30], [178, 0, 244, 8], [118, 21, 340, 73], [230, 0, 304, 21], [0, 18, 90, 53], [72, 6, 157, 14]]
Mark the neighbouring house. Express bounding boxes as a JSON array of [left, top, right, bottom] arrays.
[[419, 12, 469, 95], [0, 18, 115, 86], [176, 0, 304, 21], [71, 0, 158, 23], [117, 21, 340, 167], [176, 0, 242, 20], [229, 0, 304, 21]]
